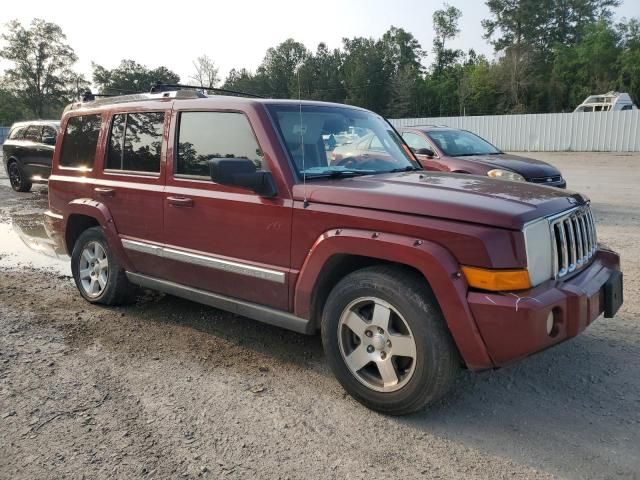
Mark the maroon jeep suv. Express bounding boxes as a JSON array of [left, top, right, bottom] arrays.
[[45, 88, 623, 415]]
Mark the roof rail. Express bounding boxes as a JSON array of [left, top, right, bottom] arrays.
[[150, 82, 264, 98]]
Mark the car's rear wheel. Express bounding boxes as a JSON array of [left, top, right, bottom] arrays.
[[71, 227, 135, 305], [8, 161, 32, 192], [321, 265, 460, 415]]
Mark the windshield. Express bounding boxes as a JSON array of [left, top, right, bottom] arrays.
[[427, 130, 502, 156], [266, 104, 419, 178]]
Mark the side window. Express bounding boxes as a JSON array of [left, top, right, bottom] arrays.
[[621, 104, 632, 111], [9, 126, 26, 140], [402, 132, 430, 150], [176, 111, 264, 177], [24, 125, 42, 142], [42, 126, 57, 142], [105, 112, 164, 173], [59, 114, 102, 168]]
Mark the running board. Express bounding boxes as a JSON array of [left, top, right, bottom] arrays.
[[126, 272, 313, 335]]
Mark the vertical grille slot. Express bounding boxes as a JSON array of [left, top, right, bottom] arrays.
[[549, 205, 597, 279]]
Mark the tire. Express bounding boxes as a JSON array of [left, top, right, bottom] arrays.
[[8, 160, 32, 192], [71, 226, 135, 305], [321, 265, 460, 415]]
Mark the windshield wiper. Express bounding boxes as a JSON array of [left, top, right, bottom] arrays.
[[303, 169, 377, 180], [385, 165, 421, 173]]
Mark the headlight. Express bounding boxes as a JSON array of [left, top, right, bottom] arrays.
[[487, 169, 525, 182], [522, 218, 553, 286]]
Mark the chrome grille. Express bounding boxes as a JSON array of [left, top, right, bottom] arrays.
[[550, 205, 597, 278], [531, 175, 562, 184]]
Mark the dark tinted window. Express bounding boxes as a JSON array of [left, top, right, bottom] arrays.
[[176, 112, 263, 177], [105, 112, 164, 173], [621, 104, 632, 111], [59, 115, 102, 168], [105, 114, 126, 170], [42, 126, 57, 141], [24, 125, 42, 142]]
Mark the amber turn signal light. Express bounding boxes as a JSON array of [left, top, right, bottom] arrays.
[[461, 266, 532, 291]]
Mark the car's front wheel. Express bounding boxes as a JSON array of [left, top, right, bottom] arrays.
[[8, 161, 32, 192], [321, 265, 460, 415], [71, 227, 134, 305]]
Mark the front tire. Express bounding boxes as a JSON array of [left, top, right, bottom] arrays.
[[71, 227, 134, 305], [321, 265, 460, 415], [8, 161, 32, 192]]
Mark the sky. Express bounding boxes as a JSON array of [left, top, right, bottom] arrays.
[[1, 0, 640, 87]]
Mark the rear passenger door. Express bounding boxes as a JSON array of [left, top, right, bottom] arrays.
[[162, 110, 291, 311], [21, 125, 43, 178], [98, 111, 167, 275]]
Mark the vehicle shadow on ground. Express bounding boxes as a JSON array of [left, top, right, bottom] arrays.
[[128, 293, 639, 478]]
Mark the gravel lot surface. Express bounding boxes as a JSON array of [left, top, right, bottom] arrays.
[[0, 153, 638, 479]]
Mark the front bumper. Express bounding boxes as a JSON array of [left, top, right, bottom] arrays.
[[468, 248, 621, 367]]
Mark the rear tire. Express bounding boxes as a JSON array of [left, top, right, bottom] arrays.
[[8, 160, 32, 192], [71, 226, 135, 305], [321, 265, 460, 415]]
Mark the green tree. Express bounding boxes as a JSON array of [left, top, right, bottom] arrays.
[[92, 59, 180, 94], [223, 68, 271, 97], [341, 37, 392, 112], [0, 18, 80, 118], [618, 17, 640, 105], [259, 39, 309, 98], [432, 3, 463, 76]]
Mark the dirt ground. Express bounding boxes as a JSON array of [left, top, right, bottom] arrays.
[[0, 152, 638, 479]]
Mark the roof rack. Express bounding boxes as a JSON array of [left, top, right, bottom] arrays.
[[150, 82, 264, 98]]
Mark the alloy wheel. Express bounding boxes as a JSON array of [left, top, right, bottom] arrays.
[[8, 163, 22, 189], [337, 297, 417, 392], [78, 241, 109, 298]]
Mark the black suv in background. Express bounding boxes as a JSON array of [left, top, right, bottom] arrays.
[[2, 120, 59, 192]]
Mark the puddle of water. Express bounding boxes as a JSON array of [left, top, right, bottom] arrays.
[[0, 215, 71, 277]]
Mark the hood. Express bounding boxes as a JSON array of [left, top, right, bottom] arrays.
[[293, 172, 585, 230], [455, 153, 561, 180]]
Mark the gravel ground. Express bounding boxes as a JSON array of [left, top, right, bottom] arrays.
[[0, 153, 638, 479]]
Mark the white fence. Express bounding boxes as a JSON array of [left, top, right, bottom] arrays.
[[390, 111, 640, 152]]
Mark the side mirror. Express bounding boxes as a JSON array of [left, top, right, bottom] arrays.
[[42, 135, 56, 146], [415, 147, 435, 158], [208, 158, 277, 197]]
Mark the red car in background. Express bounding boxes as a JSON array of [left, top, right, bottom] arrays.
[[331, 126, 566, 188], [398, 126, 566, 188]]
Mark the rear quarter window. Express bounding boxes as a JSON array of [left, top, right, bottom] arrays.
[[9, 126, 26, 140], [59, 114, 102, 168]]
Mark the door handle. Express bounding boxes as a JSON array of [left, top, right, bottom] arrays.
[[167, 196, 194, 207], [94, 187, 115, 197]]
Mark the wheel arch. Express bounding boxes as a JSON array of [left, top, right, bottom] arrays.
[[294, 228, 493, 369], [63, 199, 135, 271]]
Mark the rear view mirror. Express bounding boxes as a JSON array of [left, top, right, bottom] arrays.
[[42, 135, 56, 146], [208, 158, 277, 197], [415, 147, 435, 157]]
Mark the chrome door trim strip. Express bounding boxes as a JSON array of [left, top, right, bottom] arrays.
[[126, 272, 311, 334], [121, 238, 285, 284], [121, 239, 163, 256]]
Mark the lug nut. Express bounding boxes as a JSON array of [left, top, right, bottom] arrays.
[[367, 345, 374, 353], [365, 330, 373, 338], [380, 351, 387, 360], [377, 327, 384, 334], [386, 340, 392, 348]]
